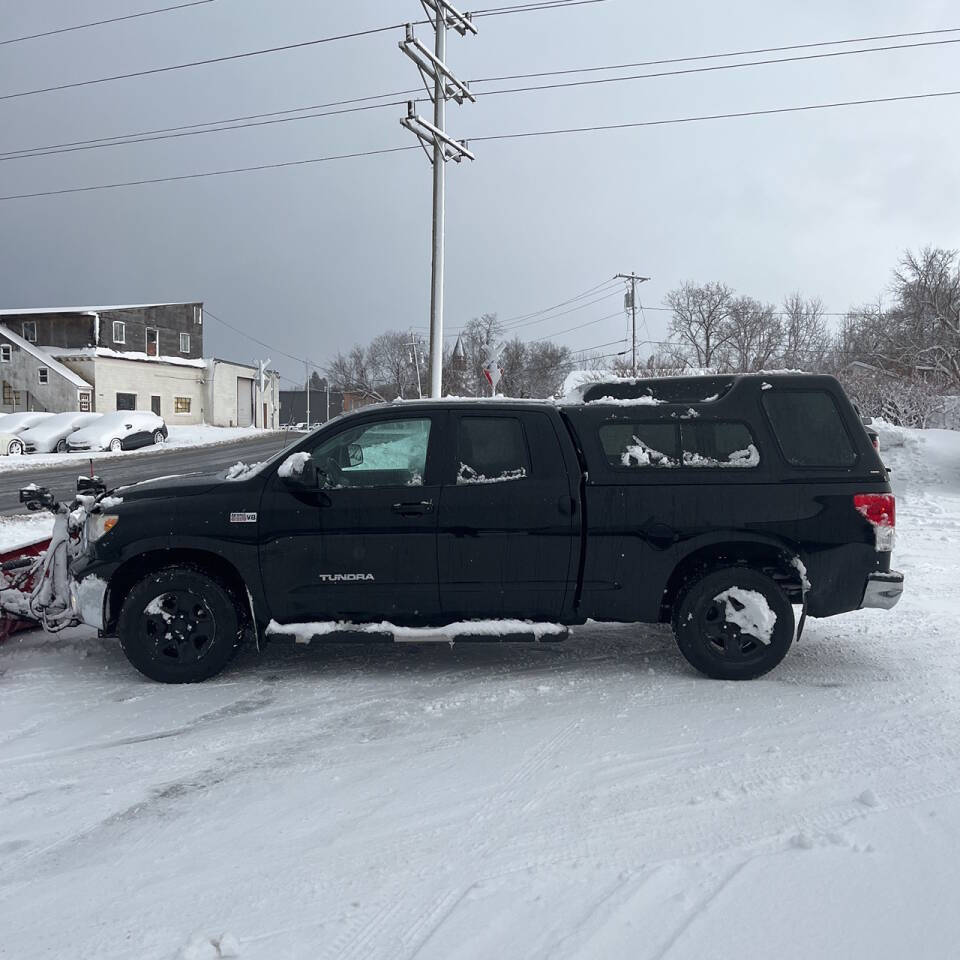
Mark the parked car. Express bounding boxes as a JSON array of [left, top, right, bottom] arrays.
[[66, 411, 168, 453], [0, 412, 56, 455], [64, 373, 902, 683], [20, 412, 103, 454]]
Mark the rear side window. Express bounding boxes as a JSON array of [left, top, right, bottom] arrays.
[[599, 423, 678, 467], [763, 390, 856, 467], [681, 422, 759, 468], [457, 417, 530, 484]]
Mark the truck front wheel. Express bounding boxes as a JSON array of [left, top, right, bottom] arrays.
[[118, 565, 242, 683], [672, 567, 794, 680]]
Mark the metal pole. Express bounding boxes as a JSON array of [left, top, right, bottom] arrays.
[[631, 276, 638, 376], [305, 361, 310, 427], [428, 7, 446, 399]]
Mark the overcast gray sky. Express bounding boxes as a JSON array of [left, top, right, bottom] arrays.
[[1, 0, 957, 384]]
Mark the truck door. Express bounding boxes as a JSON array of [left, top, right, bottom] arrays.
[[437, 410, 578, 620], [259, 412, 443, 625]]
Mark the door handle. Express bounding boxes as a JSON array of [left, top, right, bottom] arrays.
[[392, 500, 434, 516]]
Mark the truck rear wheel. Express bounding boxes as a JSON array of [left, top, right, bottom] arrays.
[[672, 567, 794, 680], [118, 565, 242, 683]]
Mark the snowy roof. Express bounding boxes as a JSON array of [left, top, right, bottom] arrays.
[[0, 302, 199, 317], [0, 326, 92, 390], [45, 346, 207, 369]]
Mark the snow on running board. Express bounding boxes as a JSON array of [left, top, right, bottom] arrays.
[[266, 619, 568, 644], [713, 587, 777, 644]]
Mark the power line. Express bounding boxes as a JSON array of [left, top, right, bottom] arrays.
[[4, 87, 959, 202], [204, 309, 324, 369], [0, 1, 216, 47], [0, 23, 412, 103], [471, 24, 960, 83], [471, 0, 609, 16], [470, 88, 960, 145], [6, 25, 954, 162], [474, 37, 960, 102], [0, 145, 420, 202], [0, 99, 410, 163], [0, 0, 602, 103], [530, 310, 624, 342]]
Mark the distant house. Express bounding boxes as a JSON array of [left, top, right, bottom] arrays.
[[0, 303, 279, 427]]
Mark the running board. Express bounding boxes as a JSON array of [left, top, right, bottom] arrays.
[[265, 619, 569, 646]]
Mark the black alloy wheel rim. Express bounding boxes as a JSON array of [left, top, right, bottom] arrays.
[[701, 596, 765, 660], [143, 591, 217, 665]]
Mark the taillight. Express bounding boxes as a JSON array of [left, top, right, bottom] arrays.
[[854, 493, 895, 551], [871, 436, 880, 451]]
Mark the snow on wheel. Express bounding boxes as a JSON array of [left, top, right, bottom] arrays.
[[152, 430, 165, 445], [56, 439, 67, 453], [8, 439, 23, 456], [118, 565, 242, 683], [109, 438, 123, 453], [672, 566, 794, 680]]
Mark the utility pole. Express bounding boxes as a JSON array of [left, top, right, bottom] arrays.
[[400, 1, 477, 399], [257, 358, 271, 429], [615, 273, 651, 376], [408, 329, 424, 398], [304, 360, 310, 428]]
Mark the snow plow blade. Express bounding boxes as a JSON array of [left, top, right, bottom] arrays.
[[0, 536, 51, 642]]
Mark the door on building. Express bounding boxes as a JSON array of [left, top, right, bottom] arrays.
[[145, 328, 159, 357], [237, 377, 254, 427], [151, 395, 161, 417], [259, 412, 442, 624]]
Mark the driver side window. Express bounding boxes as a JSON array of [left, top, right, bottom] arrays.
[[310, 417, 431, 489]]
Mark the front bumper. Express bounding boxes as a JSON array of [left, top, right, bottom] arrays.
[[860, 570, 904, 610]]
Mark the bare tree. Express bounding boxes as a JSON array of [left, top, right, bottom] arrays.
[[325, 345, 387, 402], [722, 296, 782, 371], [780, 293, 830, 370], [665, 281, 735, 369]]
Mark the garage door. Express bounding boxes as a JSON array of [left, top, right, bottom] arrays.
[[237, 377, 254, 427]]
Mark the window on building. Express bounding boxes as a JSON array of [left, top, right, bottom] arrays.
[[79, 393, 91, 412], [762, 391, 857, 467], [3, 382, 22, 407], [174, 397, 192, 414], [0, 344, 10, 363], [113, 321, 125, 344], [116, 392, 137, 411], [22, 320, 37, 343], [179, 333, 191, 354], [456, 416, 530, 484], [145, 328, 159, 357], [193, 305, 203, 325], [38, 367, 48, 385]]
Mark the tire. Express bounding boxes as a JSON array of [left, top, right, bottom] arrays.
[[118, 565, 242, 683], [672, 566, 795, 680], [56, 439, 67, 453], [153, 430, 165, 445], [109, 438, 123, 453], [8, 440, 23, 456]]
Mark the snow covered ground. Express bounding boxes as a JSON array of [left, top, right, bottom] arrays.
[[1, 423, 959, 959], [0, 425, 280, 472]]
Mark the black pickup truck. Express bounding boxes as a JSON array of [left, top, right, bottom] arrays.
[[68, 373, 903, 683]]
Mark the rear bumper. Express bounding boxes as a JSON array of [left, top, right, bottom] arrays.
[[860, 570, 904, 610]]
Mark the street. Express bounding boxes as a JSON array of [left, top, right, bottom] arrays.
[[0, 432, 296, 514]]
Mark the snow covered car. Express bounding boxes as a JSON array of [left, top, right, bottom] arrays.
[[20, 412, 104, 454], [39, 372, 902, 684], [0, 412, 56, 455], [65, 411, 168, 453]]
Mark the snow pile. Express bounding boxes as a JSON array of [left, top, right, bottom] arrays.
[[266, 619, 568, 643], [714, 587, 777, 644], [683, 444, 760, 468], [0, 513, 54, 553], [621, 438, 675, 467], [585, 395, 663, 407], [277, 452, 311, 479], [457, 464, 527, 485], [224, 461, 264, 482]]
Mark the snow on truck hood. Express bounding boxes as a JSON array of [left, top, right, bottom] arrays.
[[111, 472, 225, 501]]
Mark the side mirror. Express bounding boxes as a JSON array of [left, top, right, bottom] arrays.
[[278, 452, 319, 488], [346, 442, 363, 468]]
